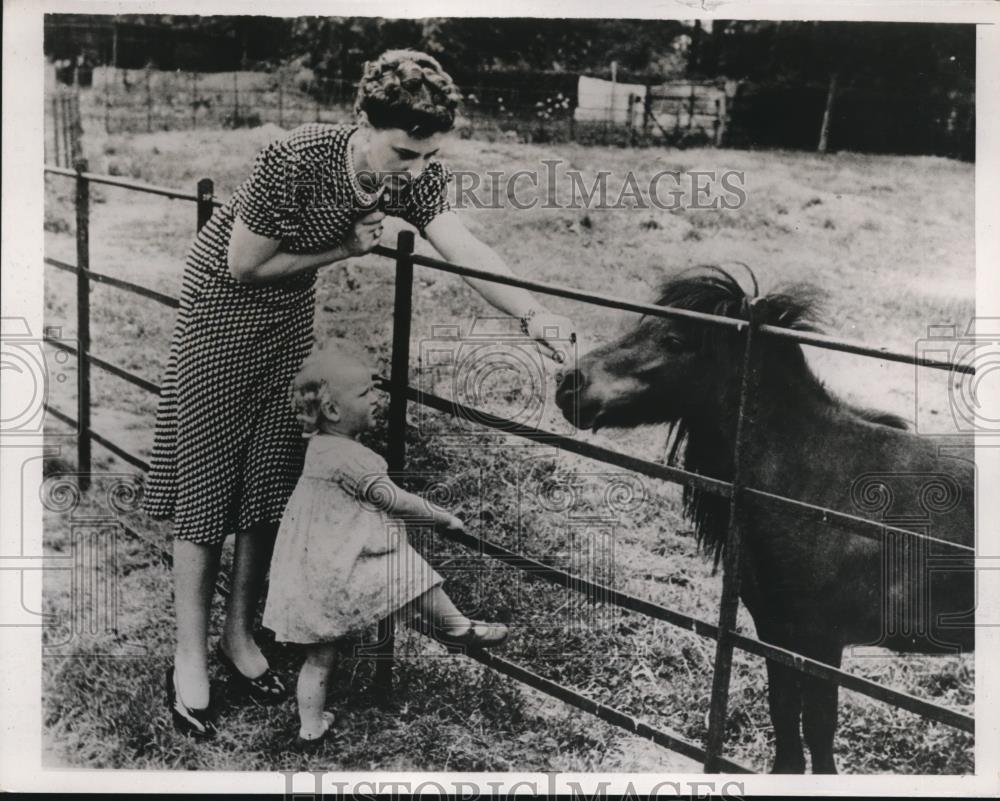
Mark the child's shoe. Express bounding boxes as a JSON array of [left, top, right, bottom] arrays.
[[433, 619, 509, 651], [295, 711, 335, 751]]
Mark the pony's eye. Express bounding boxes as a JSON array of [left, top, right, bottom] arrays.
[[664, 337, 687, 353]]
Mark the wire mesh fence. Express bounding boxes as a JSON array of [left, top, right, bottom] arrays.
[[59, 66, 727, 148], [50, 64, 973, 158], [46, 89, 84, 167]]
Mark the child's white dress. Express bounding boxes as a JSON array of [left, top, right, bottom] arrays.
[[263, 433, 443, 644]]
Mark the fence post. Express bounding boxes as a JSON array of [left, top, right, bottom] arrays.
[[75, 158, 92, 491], [818, 72, 838, 153], [703, 299, 767, 773], [104, 65, 111, 134], [373, 230, 416, 693], [51, 94, 60, 166], [626, 94, 636, 146], [57, 95, 63, 166], [62, 96, 72, 168], [196, 178, 214, 232], [190, 72, 197, 129], [643, 86, 652, 142], [387, 230, 415, 474], [71, 93, 83, 164], [143, 67, 150, 133], [66, 96, 76, 163], [277, 79, 284, 128], [688, 85, 697, 131]]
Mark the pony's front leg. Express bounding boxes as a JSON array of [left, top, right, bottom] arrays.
[[801, 641, 843, 774], [765, 658, 806, 773]]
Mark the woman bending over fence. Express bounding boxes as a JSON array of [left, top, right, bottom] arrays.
[[144, 48, 579, 738]]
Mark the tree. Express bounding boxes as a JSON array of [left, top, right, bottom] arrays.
[[288, 17, 690, 82], [698, 20, 973, 94]]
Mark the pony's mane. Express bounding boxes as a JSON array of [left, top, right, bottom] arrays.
[[657, 266, 906, 567], [653, 265, 822, 337]]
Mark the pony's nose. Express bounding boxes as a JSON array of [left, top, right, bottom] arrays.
[[556, 367, 587, 395]]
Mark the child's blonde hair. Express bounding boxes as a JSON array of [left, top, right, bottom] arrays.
[[290, 340, 372, 436]]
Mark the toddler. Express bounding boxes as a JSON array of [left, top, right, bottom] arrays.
[[262, 342, 508, 745]]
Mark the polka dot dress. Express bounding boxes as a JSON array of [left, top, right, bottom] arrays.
[[143, 123, 452, 545]]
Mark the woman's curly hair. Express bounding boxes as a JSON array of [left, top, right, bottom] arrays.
[[355, 49, 462, 138]]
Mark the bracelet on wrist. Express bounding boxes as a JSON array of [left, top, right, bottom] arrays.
[[519, 307, 540, 336]]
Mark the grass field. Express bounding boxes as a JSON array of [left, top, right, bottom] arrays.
[[41, 121, 975, 773]]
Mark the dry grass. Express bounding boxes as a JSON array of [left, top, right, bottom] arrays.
[[41, 120, 974, 773]]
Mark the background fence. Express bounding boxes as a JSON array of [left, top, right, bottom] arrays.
[[46, 89, 83, 168], [59, 66, 728, 148], [42, 163, 975, 773], [50, 63, 975, 158]]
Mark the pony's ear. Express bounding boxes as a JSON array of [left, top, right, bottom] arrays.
[[759, 285, 825, 331], [711, 292, 752, 322]]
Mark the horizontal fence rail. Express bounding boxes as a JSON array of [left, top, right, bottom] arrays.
[[381, 382, 735, 499], [465, 647, 753, 773], [43, 403, 151, 473], [371, 247, 750, 330], [370, 244, 975, 375], [373, 380, 974, 557], [45, 165, 223, 207], [433, 522, 974, 734], [45, 336, 161, 396], [46, 256, 180, 308], [42, 166, 976, 773]]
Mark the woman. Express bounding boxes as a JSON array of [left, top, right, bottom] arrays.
[[144, 49, 578, 738]]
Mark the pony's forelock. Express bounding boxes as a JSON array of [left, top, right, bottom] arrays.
[[653, 266, 823, 333]]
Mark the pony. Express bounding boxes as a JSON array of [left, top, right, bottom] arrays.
[[554, 266, 974, 773]]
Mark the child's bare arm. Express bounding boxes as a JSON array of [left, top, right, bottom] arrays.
[[363, 476, 462, 528]]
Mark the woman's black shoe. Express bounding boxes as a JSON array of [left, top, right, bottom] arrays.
[[165, 666, 217, 740], [217, 644, 287, 705]]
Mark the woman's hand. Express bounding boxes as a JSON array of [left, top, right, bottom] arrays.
[[523, 310, 581, 365], [343, 210, 386, 257]]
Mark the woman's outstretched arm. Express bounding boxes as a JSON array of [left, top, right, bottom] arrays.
[[424, 211, 580, 360]]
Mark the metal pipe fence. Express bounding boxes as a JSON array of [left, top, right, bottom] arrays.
[[42, 164, 975, 772]]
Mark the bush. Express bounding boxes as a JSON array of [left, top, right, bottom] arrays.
[[44, 208, 71, 234], [222, 109, 263, 129]]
